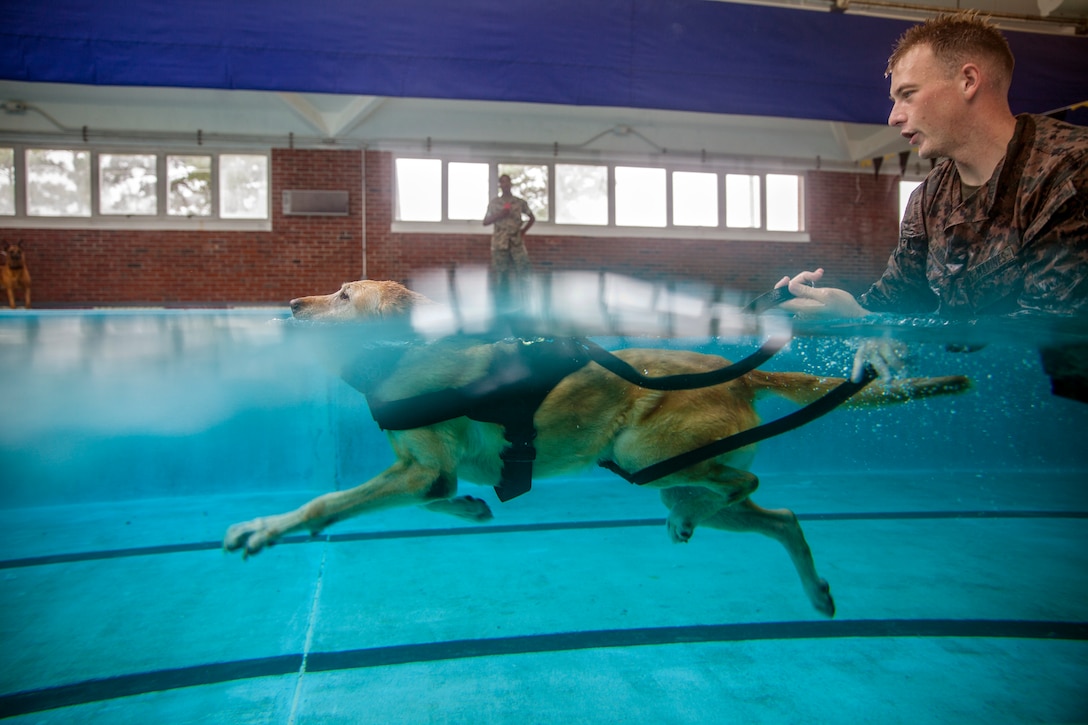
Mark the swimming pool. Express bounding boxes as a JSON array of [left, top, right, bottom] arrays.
[[1, 298, 1086, 723]]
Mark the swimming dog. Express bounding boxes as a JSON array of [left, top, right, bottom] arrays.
[[224, 280, 970, 616], [1, 241, 31, 309]]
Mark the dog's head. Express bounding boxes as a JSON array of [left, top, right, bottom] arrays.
[[4, 242, 23, 267], [290, 280, 432, 321]]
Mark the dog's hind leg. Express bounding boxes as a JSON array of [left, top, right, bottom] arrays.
[[224, 459, 458, 557], [665, 491, 835, 618]]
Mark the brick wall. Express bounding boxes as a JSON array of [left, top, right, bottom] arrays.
[[7, 148, 364, 306], [7, 148, 903, 307]]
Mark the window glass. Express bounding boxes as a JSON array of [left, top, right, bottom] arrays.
[[168, 155, 212, 216], [395, 158, 441, 221], [100, 153, 157, 215], [219, 154, 268, 219], [0, 148, 13, 215], [615, 166, 666, 227], [766, 173, 801, 232], [899, 179, 922, 223], [448, 162, 489, 221], [725, 173, 760, 229], [26, 149, 91, 217], [555, 164, 607, 225], [672, 171, 718, 227], [498, 163, 549, 222]]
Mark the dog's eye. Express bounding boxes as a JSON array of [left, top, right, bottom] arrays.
[[340, 290, 349, 300]]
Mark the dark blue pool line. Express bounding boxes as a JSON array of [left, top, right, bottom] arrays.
[[2, 510, 1086, 571], [1, 618, 1086, 719]]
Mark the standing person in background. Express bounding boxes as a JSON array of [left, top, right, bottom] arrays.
[[770, 11, 1088, 398], [483, 173, 535, 302], [485, 174, 535, 300]]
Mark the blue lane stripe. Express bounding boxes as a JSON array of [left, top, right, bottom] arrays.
[[2, 510, 1086, 570], [1, 619, 1085, 719]]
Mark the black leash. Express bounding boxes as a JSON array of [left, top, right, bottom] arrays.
[[578, 336, 787, 390], [600, 363, 879, 486], [742, 285, 796, 314]]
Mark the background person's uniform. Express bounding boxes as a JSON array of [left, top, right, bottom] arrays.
[[485, 195, 532, 278]]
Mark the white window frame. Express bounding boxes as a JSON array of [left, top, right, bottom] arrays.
[[391, 154, 809, 243], [898, 178, 924, 224], [0, 144, 271, 231]]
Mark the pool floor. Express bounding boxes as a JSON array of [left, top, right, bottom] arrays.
[[2, 470, 1087, 724]]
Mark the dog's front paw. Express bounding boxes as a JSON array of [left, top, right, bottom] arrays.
[[460, 496, 494, 522], [223, 517, 283, 558], [666, 512, 696, 543], [423, 495, 494, 522]]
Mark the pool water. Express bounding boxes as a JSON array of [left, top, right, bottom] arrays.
[[1, 306, 1086, 724]]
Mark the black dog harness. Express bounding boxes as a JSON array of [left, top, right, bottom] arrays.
[[367, 337, 593, 501], [363, 284, 876, 501]]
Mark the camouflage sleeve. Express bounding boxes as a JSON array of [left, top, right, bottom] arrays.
[[484, 197, 501, 222], [1017, 176, 1088, 315], [857, 184, 939, 314]]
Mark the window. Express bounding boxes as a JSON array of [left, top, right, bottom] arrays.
[[392, 155, 806, 239], [555, 164, 607, 225], [725, 174, 760, 229], [0, 148, 14, 216], [899, 179, 922, 223], [498, 163, 549, 222], [672, 171, 718, 227], [219, 154, 268, 219], [27, 149, 91, 217], [766, 174, 801, 232], [168, 155, 212, 217], [0, 147, 269, 226], [100, 153, 157, 215], [615, 166, 666, 227], [448, 162, 489, 221], [395, 158, 441, 222]]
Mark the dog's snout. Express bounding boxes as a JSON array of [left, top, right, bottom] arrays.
[[289, 298, 304, 315]]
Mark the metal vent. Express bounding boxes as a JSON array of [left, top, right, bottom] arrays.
[[282, 190, 350, 216]]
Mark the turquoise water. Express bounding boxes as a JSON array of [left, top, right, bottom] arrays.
[[1, 306, 1086, 723]]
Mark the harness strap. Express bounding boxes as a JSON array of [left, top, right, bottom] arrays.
[[599, 363, 879, 486], [579, 336, 787, 390]]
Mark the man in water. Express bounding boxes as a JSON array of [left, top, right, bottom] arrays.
[[483, 173, 535, 301], [773, 12, 1088, 398]]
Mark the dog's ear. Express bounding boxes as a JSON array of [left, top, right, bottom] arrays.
[[375, 281, 430, 316]]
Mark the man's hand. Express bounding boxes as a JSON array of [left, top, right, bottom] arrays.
[[851, 338, 910, 382], [774, 268, 869, 319]]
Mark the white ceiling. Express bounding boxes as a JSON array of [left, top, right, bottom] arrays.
[[0, 0, 1083, 173]]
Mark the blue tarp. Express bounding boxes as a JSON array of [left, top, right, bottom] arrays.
[[1, 0, 1086, 124]]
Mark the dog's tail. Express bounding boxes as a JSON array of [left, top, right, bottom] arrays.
[[747, 369, 971, 407]]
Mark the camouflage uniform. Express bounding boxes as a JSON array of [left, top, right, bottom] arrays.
[[859, 114, 1088, 319], [485, 194, 532, 277]]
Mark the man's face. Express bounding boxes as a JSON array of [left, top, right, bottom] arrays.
[[499, 175, 512, 194], [887, 45, 965, 160]]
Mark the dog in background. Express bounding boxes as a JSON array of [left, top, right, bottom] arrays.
[[1, 241, 31, 309], [224, 280, 971, 616]]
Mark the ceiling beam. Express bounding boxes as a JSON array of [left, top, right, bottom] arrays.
[[830, 122, 910, 162], [276, 93, 385, 139]]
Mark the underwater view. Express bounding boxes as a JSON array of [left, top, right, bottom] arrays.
[[1, 274, 1086, 724]]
